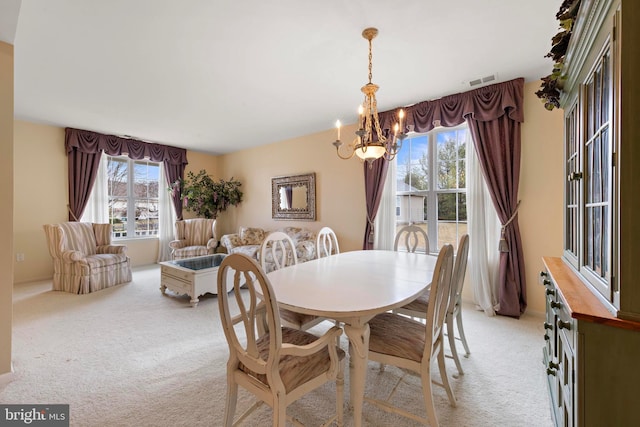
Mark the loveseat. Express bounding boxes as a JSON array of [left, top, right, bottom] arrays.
[[220, 226, 316, 271]]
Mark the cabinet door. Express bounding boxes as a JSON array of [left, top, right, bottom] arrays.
[[580, 45, 613, 300], [564, 101, 580, 267]]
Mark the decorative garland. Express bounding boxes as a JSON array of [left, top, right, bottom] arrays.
[[535, 0, 582, 110]]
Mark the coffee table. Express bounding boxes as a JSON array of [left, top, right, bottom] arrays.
[[159, 254, 232, 307]]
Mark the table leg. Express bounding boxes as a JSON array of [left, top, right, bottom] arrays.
[[343, 322, 370, 427]]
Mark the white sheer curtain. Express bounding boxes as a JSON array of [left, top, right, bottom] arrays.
[[157, 165, 176, 262], [374, 157, 397, 250], [467, 134, 501, 316], [80, 154, 109, 223]]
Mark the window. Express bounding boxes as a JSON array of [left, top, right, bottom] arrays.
[[107, 156, 160, 238], [395, 125, 468, 251]]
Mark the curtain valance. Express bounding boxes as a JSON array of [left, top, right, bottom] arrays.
[[379, 78, 524, 134], [65, 127, 188, 166]]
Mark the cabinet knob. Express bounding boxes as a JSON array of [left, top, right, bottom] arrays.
[[546, 289, 555, 296], [543, 279, 551, 286], [567, 171, 583, 181], [546, 368, 557, 376], [550, 301, 563, 309], [544, 333, 550, 341], [557, 320, 571, 330], [544, 322, 553, 330], [548, 361, 559, 370], [540, 271, 548, 278]]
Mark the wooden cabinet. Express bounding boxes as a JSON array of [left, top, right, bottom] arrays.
[[542, 258, 640, 426], [543, 0, 640, 425]]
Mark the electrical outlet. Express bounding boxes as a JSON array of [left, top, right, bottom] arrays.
[[16, 253, 25, 262]]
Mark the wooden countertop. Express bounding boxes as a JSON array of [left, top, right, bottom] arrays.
[[543, 256, 640, 332]]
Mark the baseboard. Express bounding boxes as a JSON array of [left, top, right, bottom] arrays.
[[0, 365, 15, 386]]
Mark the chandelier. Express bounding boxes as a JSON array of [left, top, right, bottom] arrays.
[[333, 27, 405, 166]]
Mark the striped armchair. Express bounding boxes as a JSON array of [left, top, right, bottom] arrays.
[[43, 222, 132, 294], [169, 218, 218, 260]]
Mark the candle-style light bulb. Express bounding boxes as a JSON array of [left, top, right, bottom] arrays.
[[335, 120, 341, 141], [398, 109, 405, 131]]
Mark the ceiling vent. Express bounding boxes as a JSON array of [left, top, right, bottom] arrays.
[[468, 73, 497, 87]]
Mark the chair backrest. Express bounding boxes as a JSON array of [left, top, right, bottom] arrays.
[[44, 222, 99, 257], [423, 244, 454, 358], [217, 253, 284, 390], [394, 224, 430, 254], [260, 231, 298, 271], [316, 227, 340, 258], [449, 234, 469, 315], [175, 218, 216, 246]]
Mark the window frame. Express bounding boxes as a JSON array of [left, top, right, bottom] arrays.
[[107, 155, 161, 240], [395, 123, 468, 252]]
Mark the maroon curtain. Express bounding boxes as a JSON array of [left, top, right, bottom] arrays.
[[362, 157, 389, 250], [467, 116, 525, 317], [377, 78, 526, 317], [65, 128, 188, 221], [67, 149, 102, 221]]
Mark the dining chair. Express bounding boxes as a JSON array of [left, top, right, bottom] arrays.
[[316, 226, 340, 258], [217, 253, 345, 426], [364, 244, 456, 426], [260, 231, 325, 331], [394, 224, 430, 254], [396, 234, 471, 376]]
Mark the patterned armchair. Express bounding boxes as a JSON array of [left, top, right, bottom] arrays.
[[43, 222, 132, 294], [169, 218, 218, 260]]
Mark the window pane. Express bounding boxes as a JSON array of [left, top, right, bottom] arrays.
[[108, 158, 128, 197], [437, 131, 459, 190], [437, 193, 456, 221], [397, 135, 429, 191]]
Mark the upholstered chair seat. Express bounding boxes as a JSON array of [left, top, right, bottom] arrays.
[[239, 327, 346, 394]]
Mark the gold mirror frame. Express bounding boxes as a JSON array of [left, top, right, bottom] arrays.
[[271, 173, 316, 220]]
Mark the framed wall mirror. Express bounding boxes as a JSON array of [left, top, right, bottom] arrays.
[[271, 172, 316, 220]]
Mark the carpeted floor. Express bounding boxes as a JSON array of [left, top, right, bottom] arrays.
[[2, 265, 553, 426]]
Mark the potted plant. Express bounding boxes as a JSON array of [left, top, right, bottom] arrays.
[[170, 170, 243, 219]]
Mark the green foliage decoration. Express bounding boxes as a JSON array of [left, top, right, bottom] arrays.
[[536, 0, 582, 110], [170, 170, 243, 219]]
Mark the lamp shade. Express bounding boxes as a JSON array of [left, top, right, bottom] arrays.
[[354, 143, 386, 161]]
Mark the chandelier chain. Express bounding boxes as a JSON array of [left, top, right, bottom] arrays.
[[368, 38, 373, 84]]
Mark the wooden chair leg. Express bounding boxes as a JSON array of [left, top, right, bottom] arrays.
[[336, 360, 345, 426], [456, 309, 471, 356], [437, 346, 457, 407], [274, 396, 287, 426], [447, 314, 464, 376], [421, 362, 439, 427], [224, 380, 238, 427]]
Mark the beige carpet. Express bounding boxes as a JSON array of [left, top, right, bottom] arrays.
[[2, 265, 553, 426]]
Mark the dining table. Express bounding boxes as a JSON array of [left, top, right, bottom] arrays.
[[266, 249, 437, 427]]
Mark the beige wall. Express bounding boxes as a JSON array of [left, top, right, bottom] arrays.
[[11, 81, 564, 317], [519, 81, 564, 313], [218, 123, 366, 252], [1, 41, 14, 375]]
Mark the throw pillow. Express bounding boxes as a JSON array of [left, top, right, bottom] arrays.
[[240, 227, 265, 246]]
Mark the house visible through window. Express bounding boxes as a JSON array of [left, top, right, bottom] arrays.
[[107, 156, 160, 238], [395, 125, 468, 251]]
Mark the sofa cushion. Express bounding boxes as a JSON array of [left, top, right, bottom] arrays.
[[240, 227, 266, 246]]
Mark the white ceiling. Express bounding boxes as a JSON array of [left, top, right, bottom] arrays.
[[7, 0, 560, 155]]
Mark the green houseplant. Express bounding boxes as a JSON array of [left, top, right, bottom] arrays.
[[170, 170, 243, 219]]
